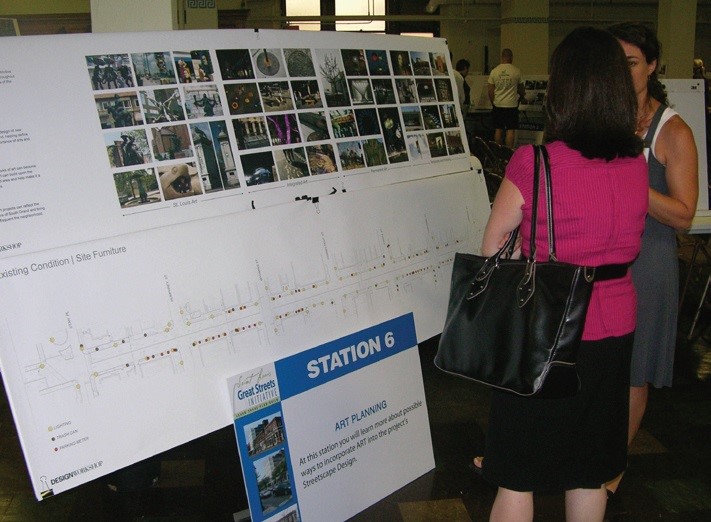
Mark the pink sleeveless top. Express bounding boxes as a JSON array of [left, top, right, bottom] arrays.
[[505, 142, 648, 340]]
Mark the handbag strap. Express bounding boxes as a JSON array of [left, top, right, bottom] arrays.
[[531, 144, 556, 262], [529, 145, 542, 262], [539, 145, 558, 261]]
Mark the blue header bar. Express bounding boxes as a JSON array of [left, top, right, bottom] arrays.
[[275, 313, 417, 400]]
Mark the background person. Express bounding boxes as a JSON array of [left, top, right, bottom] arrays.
[[605, 22, 699, 498], [488, 48, 525, 148], [454, 58, 471, 114], [478, 27, 647, 521]]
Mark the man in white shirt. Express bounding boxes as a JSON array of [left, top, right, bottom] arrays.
[[453, 59, 471, 114], [488, 48, 525, 148]]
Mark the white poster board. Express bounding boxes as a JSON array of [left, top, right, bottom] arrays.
[[0, 29, 491, 499], [228, 314, 433, 522]]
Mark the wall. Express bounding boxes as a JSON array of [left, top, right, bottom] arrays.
[[2, 1, 711, 76]]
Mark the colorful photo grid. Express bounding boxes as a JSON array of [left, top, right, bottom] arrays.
[[88, 44, 466, 210]]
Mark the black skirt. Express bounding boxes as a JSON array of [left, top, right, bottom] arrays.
[[482, 333, 633, 493]]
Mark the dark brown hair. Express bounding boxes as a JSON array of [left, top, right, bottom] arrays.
[[545, 26, 643, 160], [607, 22, 668, 105]]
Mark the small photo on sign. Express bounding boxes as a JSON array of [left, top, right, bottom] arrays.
[[259, 81, 294, 112], [95, 92, 142, 129], [298, 111, 331, 141], [190, 50, 215, 82], [445, 131, 466, 155], [430, 51, 449, 75], [410, 51, 431, 76], [440, 104, 459, 128], [266, 114, 301, 146], [348, 79, 374, 105], [341, 49, 369, 76], [130, 52, 175, 87], [315, 49, 351, 107], [427, 132, 448, 158], [306, 144, 338, 174], [158, 162, 203, 199], [253, 449, 293, 514], [390, 51, 413, 76], [140, 88, 185, 124], [190, 121, 239, 192], [434, 78, 454, 103], [406, 133, 431, 162], [184, 85, 223, 118], [150, 124, 193, 162], [275, 147, 310, 180], [354, 108, 381, 136], [291, 80, 323, 109], [86, 54, 133, 90], [241, 151, 276, 186], [232, 116, 270, 150], [395, 79, 418, 104], [421, 105, 442, 129], [362, 138, 388, 167], [365, 49, 390, 76], [225, 83, 263, 115], [104, 129, 150, 168], [416, 79, 437, 103], [329, 109, 358, 138], [401, 106, 424, 132], [243, 414, 285, 458], [252, 48, 286, 79], [337, 141, 366, 171], [114, 168, 162, 208], [371, 78, 396, 105], [216, 49, 254, 80], [378, 107, 408, 163], [284, 48, 316, 77]]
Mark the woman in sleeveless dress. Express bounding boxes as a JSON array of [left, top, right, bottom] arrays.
[[605, 22, 698, 497]]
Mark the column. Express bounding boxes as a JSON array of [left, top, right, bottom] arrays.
[[500, 0, 549, 75], [90, 0, 218, 33], [657, 0, 697, 79]]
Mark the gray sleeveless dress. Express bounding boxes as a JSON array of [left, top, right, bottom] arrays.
[[630, 105, 678, 388]]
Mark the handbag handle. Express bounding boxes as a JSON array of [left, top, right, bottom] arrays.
[[539, 145, 558, 261], [471, 144, 545, 303], [468, 228, 519, 299], [516, 144, 545, 306]]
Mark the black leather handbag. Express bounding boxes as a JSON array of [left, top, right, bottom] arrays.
[[434, 145, 628, 397]]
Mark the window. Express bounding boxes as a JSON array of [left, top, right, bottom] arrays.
[[285, 0, 385, 32]]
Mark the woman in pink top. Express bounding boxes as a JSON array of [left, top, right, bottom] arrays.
[[478, 27, 648, 521]]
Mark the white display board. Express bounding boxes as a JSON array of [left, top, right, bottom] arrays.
[[0, 29, 491, 500], [228, 314, 433, 522]]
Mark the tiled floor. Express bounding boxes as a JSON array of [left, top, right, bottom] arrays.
[[1, 272, 709, 521]]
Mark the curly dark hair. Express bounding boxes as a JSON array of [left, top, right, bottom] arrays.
[[607, 22, 669, 105], [544, 26, 643, 160]]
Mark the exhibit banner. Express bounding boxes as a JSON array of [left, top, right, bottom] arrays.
[[0, 28, 491, 500], [228, 313, 433, 522]]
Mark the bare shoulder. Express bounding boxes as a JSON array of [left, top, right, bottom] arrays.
[[656, 113, 697, 165]]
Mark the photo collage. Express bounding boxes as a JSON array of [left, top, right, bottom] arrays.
[[87, 45, 467, 211]]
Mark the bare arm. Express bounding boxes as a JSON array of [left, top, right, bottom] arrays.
[[481, 177, 524, 256], [652, 115, 699, 230], [488, 83, 495, 105]]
